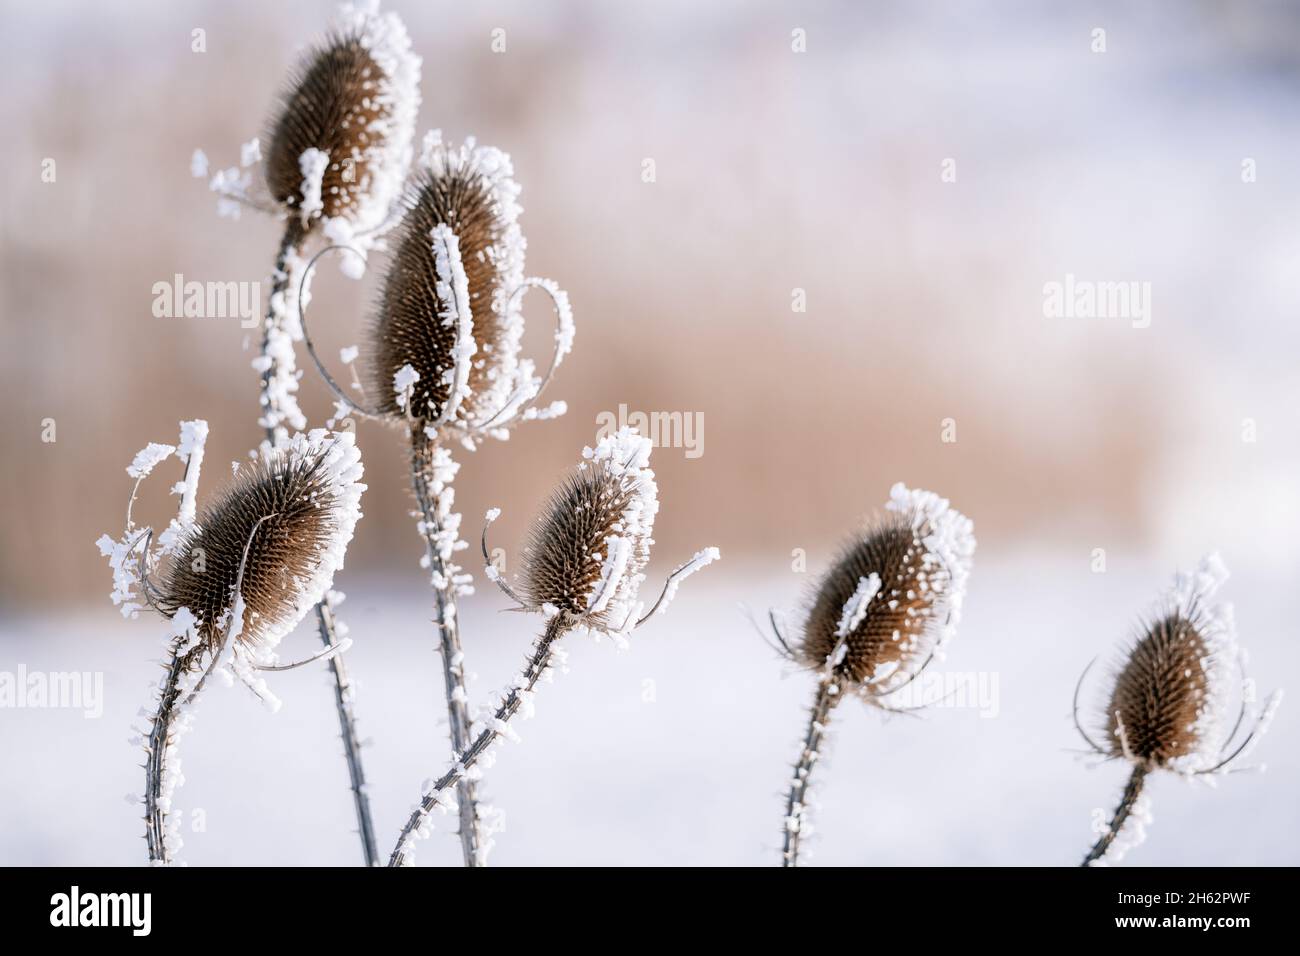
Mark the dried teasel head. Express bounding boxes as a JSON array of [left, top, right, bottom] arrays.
[[265, 1, 419, 238], [513, 427, 660, 633], [1087, 553, 1280, 775], [797, 483, 975, 704], [156, 430, 365, 670], [363, 133, 572, 433]]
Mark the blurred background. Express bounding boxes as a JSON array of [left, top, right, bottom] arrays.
[[1, 0, 1297, 865]]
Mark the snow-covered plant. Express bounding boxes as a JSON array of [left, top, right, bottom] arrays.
[[302, 131, 574, 443], [98, 425, 365, 865], [1075, 553, 1282, 866], [765, 483, 976, 867], [295, 131, 574, 867], [189, 0, 416, 865], [387, 427, 719, 867]]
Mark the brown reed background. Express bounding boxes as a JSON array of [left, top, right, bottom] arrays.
[[3, 0, 1299, 609]]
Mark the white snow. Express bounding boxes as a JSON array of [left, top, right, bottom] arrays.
[[430, 223, 476, 425], [835, 573, 882, 639], [884, 482, 977, 658], [126, 443, 175, 479], [653, 546, 721, 616], [393, 363, 420, 410], [297, 147, 329, 225]]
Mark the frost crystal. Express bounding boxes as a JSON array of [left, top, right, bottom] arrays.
[[884, 482, 976, 654], [127, 443, 176, 479], [431, 223, 476, 423], [653, 546, 721, 616], [315, 0, 422, 274], [393, 363, 420, 410], [835, 573, 881, 640], [298, 147, 329, 225]]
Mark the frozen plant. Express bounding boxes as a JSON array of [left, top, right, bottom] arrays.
[[387, 427, 719, 866], [1074, 553, 1282, 866], [97, 424, 365, 865], [189, 0, 417, 865], [297, 132, 574, 867], [764, 483, 976, 867]]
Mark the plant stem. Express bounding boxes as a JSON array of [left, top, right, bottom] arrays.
[[782, 680, 838, 867], [259, 222, 306, 447], [317, 601, 380, 866], [144, 647, 187, 865], [389, 615, 568, 867], [409, 427, 485, 867], [259, 221, 381, 866], [1081, 765, 1148, 866]]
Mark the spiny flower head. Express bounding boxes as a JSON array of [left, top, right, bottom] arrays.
[[265, 0, 419, 240], [158, 431, 364, 667], [1100, 554, 1242, 773], [517, 427, 659, 633], [366, 132, 571, 434], [799, 483, 975, 699]]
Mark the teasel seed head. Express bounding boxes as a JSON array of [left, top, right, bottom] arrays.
[[265, 1, 419, 238], [366, 132, 546, 430], [799, 483, 975, 702], [516, 427, 659, 633], [158, 430, 365, 668], [1096, 553, 1253, 774]]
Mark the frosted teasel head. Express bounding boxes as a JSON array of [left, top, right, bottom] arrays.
[[266, 1, 419, 237], [1074, 553, 1282, 776], [482, 427, 719, 638], [769, 483, 975, 709], [300, 132, 574, 442], [193, 0, 419, 258], [97, 425, 365, 702]]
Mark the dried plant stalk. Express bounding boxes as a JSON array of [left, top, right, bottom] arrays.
[[389, 615, 567, 867], [143, 651, 189, 864], [103, 426, 365, 864], [256, 225, 381, 866], [316, 601, 379, 865], [388, 428, 718, 867], [1073, 553, 1281, 866], [409, 427, 486, 865], [1081, 766, 1147, 866], [782, 680, 837, 867], [773, 484, 975, 867]]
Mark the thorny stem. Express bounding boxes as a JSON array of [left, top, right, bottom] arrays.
[[410, 428, 485, 867], [782, 680, 839, 868], [259, 222, 380, 866], [318, 602, 380, 867], [1081, 765, 1148, 866], [144, 645, 187, 865], [389, 615, 568, 867], [260, 222, 306, 448]]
